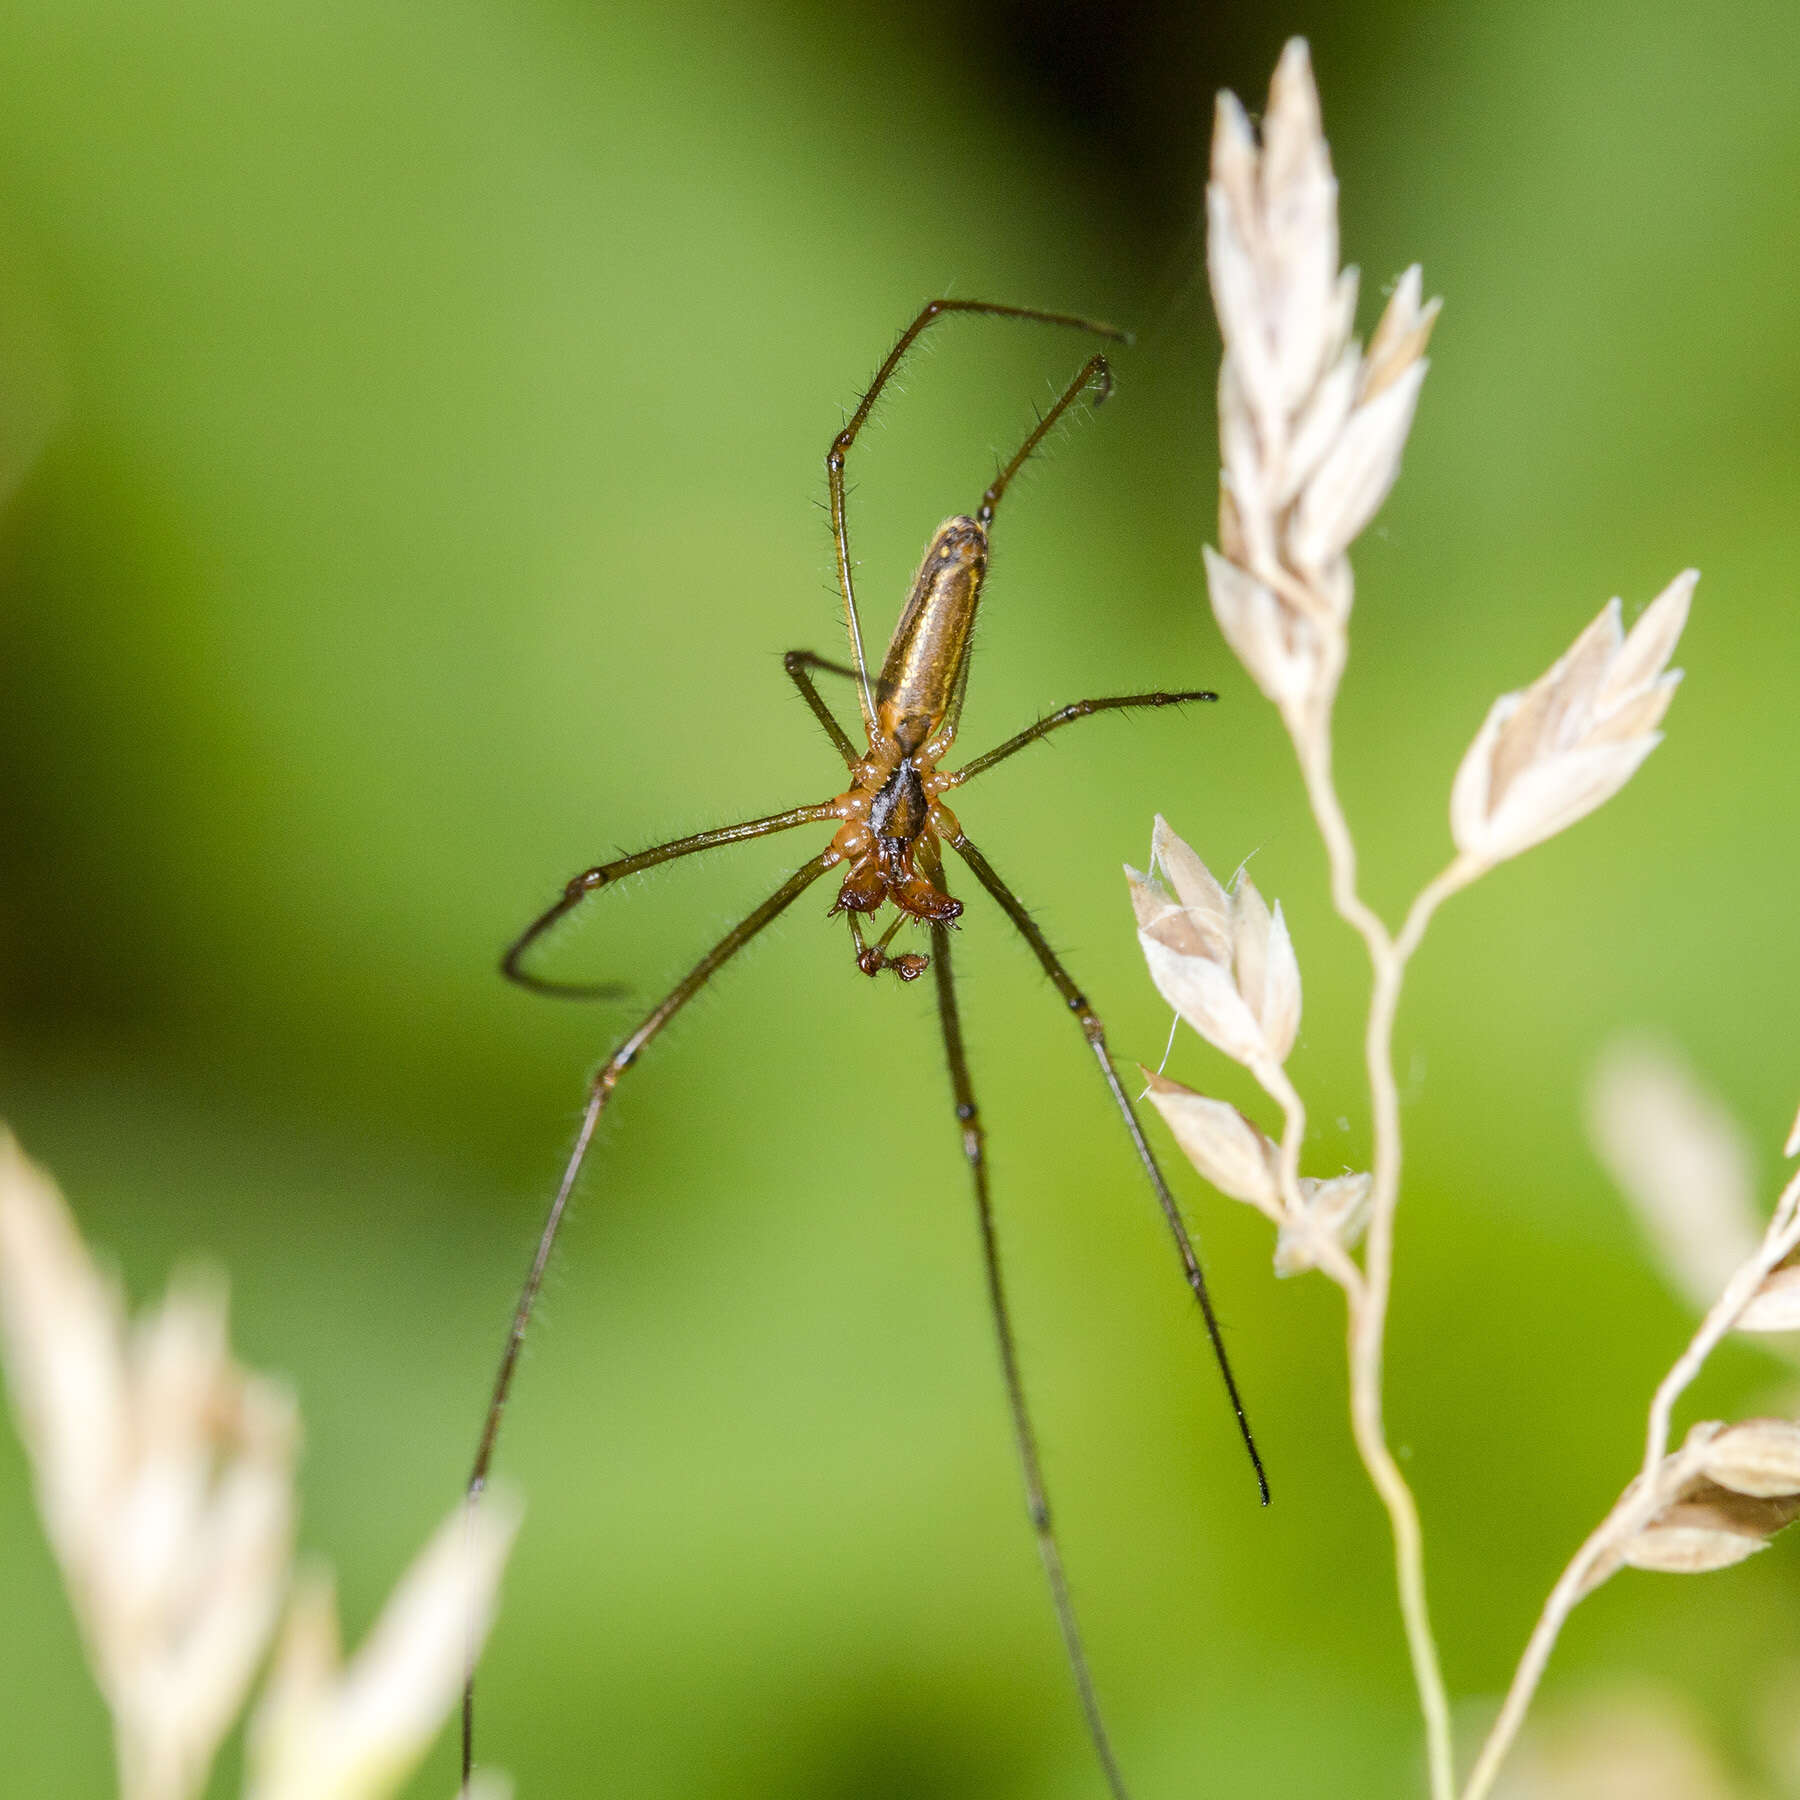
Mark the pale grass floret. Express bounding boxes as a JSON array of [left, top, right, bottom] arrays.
[[1126, 814, 1301, 1071], [1449, 574, 1693, 869], [1138, 1038, 1370, 1280], [1139, 1071, 1280, 1214], [1611, 1464, 1800, 1578], [0, 1130, 522, 1800], [1696, 1417, 1800, 1496], [1125, 32, 1779, 1800], [1741, 1109, 1800, 1332], [1273, 1172, 1372, 1279], [1735, 1262, 1800, 1331]]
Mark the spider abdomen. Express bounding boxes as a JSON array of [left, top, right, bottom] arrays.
[[875, 515, 987, 756]]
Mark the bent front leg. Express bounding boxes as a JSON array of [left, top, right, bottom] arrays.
[[502, 801, 840, 997]]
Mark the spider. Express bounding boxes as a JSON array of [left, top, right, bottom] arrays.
[[463, 299, 1266, 1800]]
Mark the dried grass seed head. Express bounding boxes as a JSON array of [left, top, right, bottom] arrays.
[[1205, 38, 1438, 738], [1207, 41, 1344, 468], [1140, 1069, 1369, 1278], [1450, 571, 1694, 867], [0, 1131, 298, 1800], [1203, 545, 1337, 728]]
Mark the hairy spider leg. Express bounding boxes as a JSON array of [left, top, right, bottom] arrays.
[[978, 350, 1112, 527], [501, 803, 841, 999], [783, 650, 860, 766]]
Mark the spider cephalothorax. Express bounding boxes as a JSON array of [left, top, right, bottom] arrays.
[[826, 755, 962, 925]]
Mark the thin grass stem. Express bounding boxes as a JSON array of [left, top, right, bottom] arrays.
[[1293, 727, 1460, 1800]]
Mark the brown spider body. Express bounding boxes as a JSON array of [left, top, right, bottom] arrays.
[[824, 515, 982, 940]]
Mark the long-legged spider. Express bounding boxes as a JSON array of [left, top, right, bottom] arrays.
[[464, 299, 1266, 1799]]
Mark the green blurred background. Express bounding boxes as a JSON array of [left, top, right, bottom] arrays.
[[2, 1, 1798, 1794]]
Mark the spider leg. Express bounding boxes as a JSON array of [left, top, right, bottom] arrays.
[[782, 649, 862, 765], [944, 828, 1268, 1505], [463, 849, 836, 1788], [977, 351, 1114, 527], [502, 802, 840, 997], [928, 906, 1132, 1800]]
